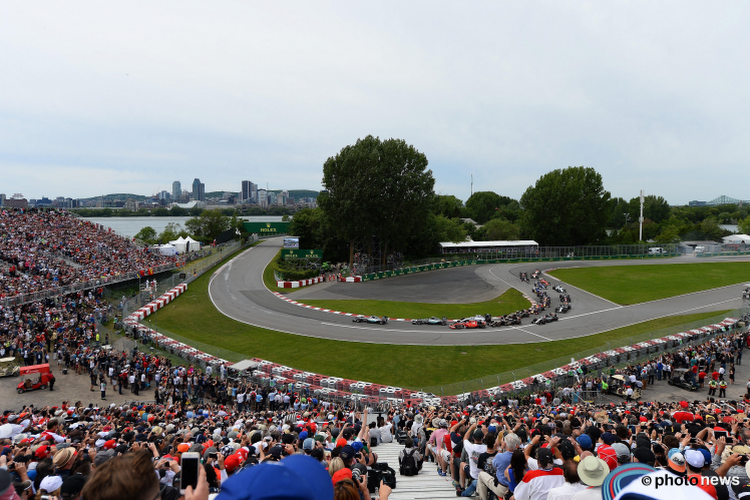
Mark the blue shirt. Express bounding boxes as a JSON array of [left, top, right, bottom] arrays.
[[492, 451, 513, 486]]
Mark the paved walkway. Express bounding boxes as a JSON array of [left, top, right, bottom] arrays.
[[370, 442, 457, 499]]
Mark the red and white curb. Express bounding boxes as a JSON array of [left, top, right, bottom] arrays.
[[125, 285, 740, 407]]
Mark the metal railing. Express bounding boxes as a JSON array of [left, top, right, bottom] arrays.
[[417, 309, 741, 398], [120, 238, 253, 319], [355, 243, 680, 274]]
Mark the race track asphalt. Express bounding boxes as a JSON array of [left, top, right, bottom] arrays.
[[208, 238, 749, 346]]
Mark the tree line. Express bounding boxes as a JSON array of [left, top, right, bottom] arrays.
[[290, 135, 744, 267]]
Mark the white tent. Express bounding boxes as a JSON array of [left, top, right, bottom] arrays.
[[184, 236, 201, 253], [158, 244, 178, 256], [169, 236, 187, 253], [723, 234, 750, 245]]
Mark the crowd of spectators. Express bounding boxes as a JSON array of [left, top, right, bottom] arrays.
[[0, 209, 178, 299], [0, 330, 746, 500]]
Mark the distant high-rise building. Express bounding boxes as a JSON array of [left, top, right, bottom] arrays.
[[0, 194, 5, 207], [192, 178, 205, 201], [241, 180, 257, 203], [268, 192, 277, 205], [172, 181, 181, 201], [258, 188, 267, 207]]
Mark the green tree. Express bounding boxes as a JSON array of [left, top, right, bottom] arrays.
[[476, 218, 520, 241], [520, 166, 611, 246], [433, 195, 464, 219], [739, 216, 750, 235], [319, 135, 435, 267], [185, 209, 230, 243], [134, 226, 157, 244], [289, 208, 327, 249], [432, 215, 468, 243], [465, 191, 506, 224], [654, 225, 681, 243], [158, 223, 186, 244]]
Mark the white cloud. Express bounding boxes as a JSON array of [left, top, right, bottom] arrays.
[[1, 1, 749, 203]]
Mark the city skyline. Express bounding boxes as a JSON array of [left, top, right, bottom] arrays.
[[2, 3, 750, 205]]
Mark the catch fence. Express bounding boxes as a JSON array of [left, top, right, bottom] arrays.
[[355, 243, 680, 277]]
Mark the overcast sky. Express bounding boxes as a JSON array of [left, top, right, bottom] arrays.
[[1, 2, 748, 205]]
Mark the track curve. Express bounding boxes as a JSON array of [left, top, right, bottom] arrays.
[[208, 238, 747, 346]]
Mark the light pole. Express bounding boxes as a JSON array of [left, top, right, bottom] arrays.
[[639, 190, 645, 242]]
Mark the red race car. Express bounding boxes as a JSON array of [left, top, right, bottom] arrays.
[[449, 319, 485, 329]]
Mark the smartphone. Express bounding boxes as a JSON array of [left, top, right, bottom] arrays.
[[715, 430, 728, 440], [180, 452, 201, 494]]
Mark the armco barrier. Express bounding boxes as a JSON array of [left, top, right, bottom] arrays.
[[276, 275, 325, 288], [127, 286, 742, 408]]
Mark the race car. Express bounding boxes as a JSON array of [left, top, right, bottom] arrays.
[[531, 269, 541, 279], [352, 315, 388, 325], [532, 313, 558, 325], [412, 316, 448, 326], [553, 285, 566, 293], [556, 304, 571, 314], [449, 318, 485, 329]]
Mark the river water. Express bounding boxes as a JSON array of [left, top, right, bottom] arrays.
[[83, 216, 285, 238]]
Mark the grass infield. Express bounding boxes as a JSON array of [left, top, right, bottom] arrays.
[[155, 260, 728, 389], [298, 290, 531, 319], [548, 262, 750, 305]]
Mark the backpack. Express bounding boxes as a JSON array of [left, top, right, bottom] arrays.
[[400, 449, 418, 476], [369, 463, 397, 493]]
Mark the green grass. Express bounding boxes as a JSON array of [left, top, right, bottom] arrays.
[[156, 265, 727, 389], [548, 262, 750, 305], [298, 289, 531, 318]]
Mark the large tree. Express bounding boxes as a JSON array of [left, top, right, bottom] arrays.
[[319, 135, 435, 267], [185, 209, 230, 242], [465, 191, 520, 224], [520, 166, 611, 246]]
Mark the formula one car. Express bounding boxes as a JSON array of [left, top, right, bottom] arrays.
[[531, 313, 558, 325], [449, 318, 485, 329], [556, 304, 571, 314], [488, 314, 522, 327], [519, 272, 529, 282], [531, 269, 541, 279], [352, 315, 388, 325], [553, 285, 566, 293], [412, 316, 448, 326]]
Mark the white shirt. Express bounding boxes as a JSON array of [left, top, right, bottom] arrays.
[[463, 440, 488, 479], [547, 482, 587, 500]]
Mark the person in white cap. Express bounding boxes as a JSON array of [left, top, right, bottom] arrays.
[[572, 456, 610, 500], [38, 475, 63, 498]]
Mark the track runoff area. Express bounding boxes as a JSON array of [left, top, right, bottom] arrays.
[[208, 238, 745, 347]]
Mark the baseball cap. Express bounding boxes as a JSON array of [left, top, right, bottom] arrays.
[[331, 468, 353, 485], [302, 438, 315, 451], [667, 451, 686, 473], [472, 429, 484, 441], [339, 445, 355, 461], [536, 448, 554, 466], [611, 443, 631, 463], [684, 449, 705, 468], [577, 434, 593, 450], [219, 454, 333, 500], [597, 445, 618, 471], [40, 475, 63, 494], [601, 433, 617, 445]]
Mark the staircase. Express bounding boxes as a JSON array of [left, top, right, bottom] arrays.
[[369, 442, 460, 499]]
